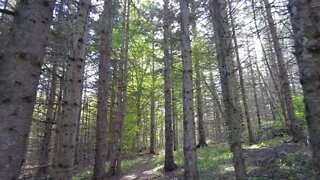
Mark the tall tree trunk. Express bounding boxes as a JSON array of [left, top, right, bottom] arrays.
[[134, 82, 143, 152], [172, 85, 178, 151], [109, 0, 130, 175], [210, 0, 247, 179], [195, 58, 206, 147], [107, 58, 118, 160], [163, 0, 176, 172], [51, 75, 64, 178], [93, 0, 113, 178], [179, 0, 199, 179], [37, 2, 66, 175], [250, 58, 262, 131], [53, 1, 91, 178], [0, 1, 55, 179], [190, 0, 206, 148], [150, 37, 156, 154], [37, 60, 58, 178], [289, 0, 320, 175], [263, 0, 303, 142], [228, 0, 255, 144], [251, 0, 287, 120]]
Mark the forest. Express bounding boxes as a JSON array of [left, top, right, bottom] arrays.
[[0, 0, 319, 179]]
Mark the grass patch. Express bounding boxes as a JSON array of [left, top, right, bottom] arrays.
[[73, 157, 142, 180], [153, 143, 233, 178], [247, 135, 291, 149]]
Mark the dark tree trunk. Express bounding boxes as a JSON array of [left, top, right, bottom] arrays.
[[210, 0, 247, 179], [0, 1, 55, 179], [93, 0, 113, 178], [263, 0, 303, 142], [53, 0, 91, 178], [289, 0, 320, 175], [163, 0, 176, 172]]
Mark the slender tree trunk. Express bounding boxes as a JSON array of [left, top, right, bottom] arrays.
[[134, 82, 143, 152], [228, 0, 255, 144], [172, 86, 178, 151], [163, 0, 176, 172], [190, 0, 206, 148], [289, 0, 320, 175], [51, 75, 64, 178], [150, 38, 156, 154], [210, 0, 247, 179], [107, 58, 118, 160], [179, 0, 199, 179], [251, 0, 287, 120], [53, 1, 91, 178], [263, 0, 303, 141], [93, 0, 113, 178], [37, 60, 58, 178], [0, 1, 55, 179], [250, 58, 262, 131], [109, 0, 130, 175], [195, 58, 206, 147]]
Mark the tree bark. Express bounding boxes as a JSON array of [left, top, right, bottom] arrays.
[[289, 0, 320, 175], [0, 1, 55, 179], [210, 0, 247, 179], [163, 0, 176, 172], [37, 60, 58, 178], [263, 0, 303, 142], [150, 36, 156, 154], [179, 0, 199, 179], [53, 0, 91, 178], [172, 85, 178, 151], [228, 0, 255, 144], [109, 0, 130, 175], [93, 0, 113, 178]]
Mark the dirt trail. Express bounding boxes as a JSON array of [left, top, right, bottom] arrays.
[[110, 154, 160, 180]]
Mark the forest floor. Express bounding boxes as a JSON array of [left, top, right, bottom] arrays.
[[74, 135, 313, 180], [112, 138, 313, 180]]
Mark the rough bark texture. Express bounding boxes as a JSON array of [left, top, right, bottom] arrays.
[[0, 1, 54, 179], [289, 0, 320, 176], [53, 0, 91, 178], [263, 0, 303, 141], [210, 0, 247, 179], [37, 2, 65, 177], [179, 0, 199, 179], [93, 0, 113, 179], [163, 0, 176, 172]]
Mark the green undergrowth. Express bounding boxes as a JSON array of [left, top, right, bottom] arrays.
[[247, 135, 312, 179], [153, 143, 233, 178], [247, 135, 291, 149], [73, 157, 142, 180]]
